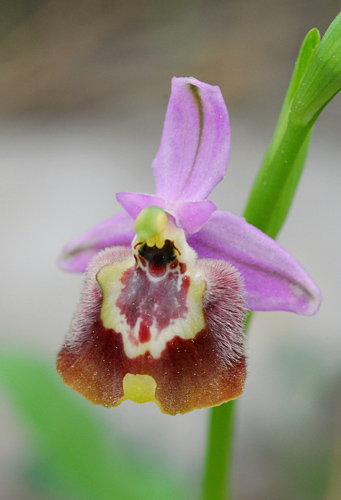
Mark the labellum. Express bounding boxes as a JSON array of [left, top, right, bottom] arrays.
[[57, 207, 246, 415]]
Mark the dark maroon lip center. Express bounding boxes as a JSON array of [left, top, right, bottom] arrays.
[[138, 240, 177, 277], [117, 260, 190, 344]]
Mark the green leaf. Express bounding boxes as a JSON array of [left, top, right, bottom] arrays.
[[292, 12, 341, 126], [0, 351, 187, 500], [274, 28, 320, 146], [243, 13, 341, 237], [243, 29, 319, 236], [285, 29, 320, 102], [256, 127, 313, 238]]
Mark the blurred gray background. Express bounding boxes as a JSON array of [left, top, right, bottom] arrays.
[[0, 1, 340, 499]]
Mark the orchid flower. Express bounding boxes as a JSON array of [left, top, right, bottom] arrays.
[[57, 77, 321, 415]]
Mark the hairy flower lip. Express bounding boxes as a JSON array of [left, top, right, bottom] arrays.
[[57, 244, 247, 415]]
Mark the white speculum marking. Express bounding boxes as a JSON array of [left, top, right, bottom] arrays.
[[98, 248, 206, 359]]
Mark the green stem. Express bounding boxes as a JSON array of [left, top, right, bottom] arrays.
[[201, 401, 236, 500], [243, 122, 309, 235]]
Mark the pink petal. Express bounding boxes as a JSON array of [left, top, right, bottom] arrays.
[[176, 199, 216, 233], [58, 211, 135, 273], [116, 192, 165, 219], [152, 77, 230, 203], [188, 210, 321, 315]]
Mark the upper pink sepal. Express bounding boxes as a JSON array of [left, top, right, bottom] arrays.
[[152, 77, 230, 203]]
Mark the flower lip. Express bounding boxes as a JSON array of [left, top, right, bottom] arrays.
[[57, 244, 247, 414]]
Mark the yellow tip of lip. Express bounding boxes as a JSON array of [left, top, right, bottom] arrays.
[[121, 373, 157, 404]]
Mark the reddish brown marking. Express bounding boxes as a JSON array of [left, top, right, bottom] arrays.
[[170, 259, 178, 269], [173, 243, 181, 255], [117, 267, 190, 334], [138, 256, 147, 267], [149, 262, 166, 276], [57, 311, 246, 414], [138, 320, 151, 343], [179, 262, 187, 274]]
